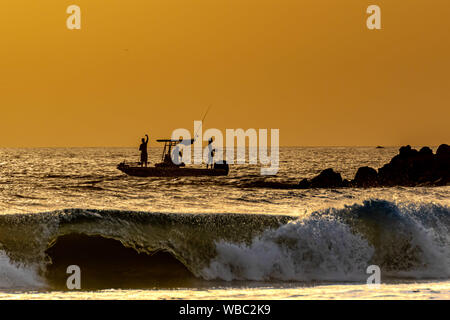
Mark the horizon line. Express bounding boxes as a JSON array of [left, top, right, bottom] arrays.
[[0, 144, 443, 149]]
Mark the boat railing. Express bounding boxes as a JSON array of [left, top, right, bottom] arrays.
[[118, 160, 142, 167]]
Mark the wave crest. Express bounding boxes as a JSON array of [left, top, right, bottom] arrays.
[[203, 200, 450, 281]]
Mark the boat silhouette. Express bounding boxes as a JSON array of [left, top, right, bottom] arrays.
[[117, 138, 229, 177]]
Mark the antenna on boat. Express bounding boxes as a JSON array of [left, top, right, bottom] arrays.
[[194, 104, 212, 140]]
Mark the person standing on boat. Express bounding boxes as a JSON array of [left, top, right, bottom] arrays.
[[139, 134, 149, 167], [171, 145, 184, 167], [171, 138, 194, 167], [206, 137, 215, 169]]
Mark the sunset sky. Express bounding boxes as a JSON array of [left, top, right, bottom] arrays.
[[1, 0, 449, 147]]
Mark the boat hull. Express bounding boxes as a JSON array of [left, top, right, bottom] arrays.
[[117, 163, 229, 177]]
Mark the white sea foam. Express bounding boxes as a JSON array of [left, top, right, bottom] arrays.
[[202, 200, 450, 281], [202, 217, 374, 281], [0, 250, 44, 289]]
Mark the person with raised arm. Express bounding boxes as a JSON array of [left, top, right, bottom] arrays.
[[139, 134, 149, 167]]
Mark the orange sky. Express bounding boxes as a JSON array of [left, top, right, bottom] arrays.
[[1, 0, 449, 147]]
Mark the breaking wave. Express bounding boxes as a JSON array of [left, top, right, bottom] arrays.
[[203, 201, 450, 281], [0, 199, 448, 290], [0, 250, 44, 289]]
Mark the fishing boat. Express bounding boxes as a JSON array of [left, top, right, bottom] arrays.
[[117, 139, 229, 177]]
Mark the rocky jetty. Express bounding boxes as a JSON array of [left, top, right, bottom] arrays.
[[299, 168, 343, 188], [298, 144, 449, 189]]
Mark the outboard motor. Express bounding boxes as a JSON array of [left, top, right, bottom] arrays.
[[213, 160, 229, 174]]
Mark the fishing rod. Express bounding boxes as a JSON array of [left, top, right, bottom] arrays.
[[194, 104, 212, 140]]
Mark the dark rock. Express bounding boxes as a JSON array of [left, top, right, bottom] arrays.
[[436, 144, 450, 157], [411, 147, 435, 182], [297, 144, 449, 189], [378, 145, 419, 186], [377, 145, 448, 186], [419, 146, 433, 155], [398, 145, 418, 158], [353, 166, 378, 187], [298, 178, 311, 189], [309, 168, 343, 188], [399, 145, 412, 157], [435, 144, 450, 184], [433, 177, 449, 186]]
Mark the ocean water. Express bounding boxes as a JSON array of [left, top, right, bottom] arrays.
[[0, 146, 448, 299]]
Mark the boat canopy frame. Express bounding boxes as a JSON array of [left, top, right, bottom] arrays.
[[156, 139, 194, 162]]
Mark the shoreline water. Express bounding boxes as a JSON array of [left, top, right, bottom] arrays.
[[1, 280, 449, 300]]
